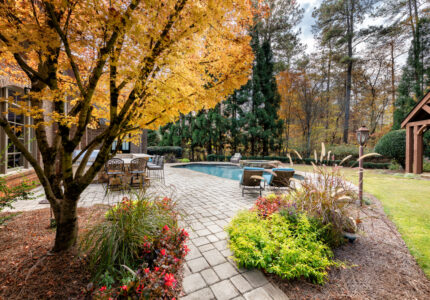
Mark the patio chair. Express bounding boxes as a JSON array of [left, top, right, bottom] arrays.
[[268, 168, 295, 190], [148, 155, 159, 167], [230, 153, 242, 164], [147, 155, 165, 182], [239, 167, 265, 196], [129, 158, 147, 189], [105, 158, 125, 191]]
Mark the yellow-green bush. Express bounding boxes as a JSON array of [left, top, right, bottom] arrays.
[[226, 211, 337, 284]]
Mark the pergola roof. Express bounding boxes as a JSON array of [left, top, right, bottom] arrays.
[[401, 91, 430, 128]]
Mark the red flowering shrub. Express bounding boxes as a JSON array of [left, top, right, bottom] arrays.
[[83, 196, 189, 299], [252, 194, 296, 218], [93, 226, 189, 299]]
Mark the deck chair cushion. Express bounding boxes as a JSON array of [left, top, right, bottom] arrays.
[[270, 168, 295, 187], [263, 173, 273, 185], [240, 167, 264, 185], [243, 167, 264, 171]]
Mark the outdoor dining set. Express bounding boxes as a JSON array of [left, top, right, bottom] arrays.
[[104, 155, 165, 192]]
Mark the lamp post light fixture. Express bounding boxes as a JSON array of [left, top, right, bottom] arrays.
[[356, 125, 370, 206]]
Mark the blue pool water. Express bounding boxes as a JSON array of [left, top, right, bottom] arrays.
[[173, 164, 303, 182]]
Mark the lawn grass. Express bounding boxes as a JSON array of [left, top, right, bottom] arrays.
[[293, 164, 430, 278]]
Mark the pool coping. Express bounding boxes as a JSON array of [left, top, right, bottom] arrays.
[[169, 162, 307, 183], [171, 162, 239, 168]]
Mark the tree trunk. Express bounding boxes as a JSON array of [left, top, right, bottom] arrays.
[[52, 197, 79, 252], [262, 138, 268, 156], [390, 41, 396, 122], [325, 42, 332, 142], [343, 14, 353, 143]]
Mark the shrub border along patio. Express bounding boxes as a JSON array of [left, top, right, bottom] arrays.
[[207, 154, 391, 169]]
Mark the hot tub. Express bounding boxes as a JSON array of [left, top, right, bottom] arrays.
[[239, 160, 281, 169]]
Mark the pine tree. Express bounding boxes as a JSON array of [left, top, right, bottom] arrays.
[[393, 18, 430, 129], [223, 88, 248, 153], [243, 26, 283, 156]]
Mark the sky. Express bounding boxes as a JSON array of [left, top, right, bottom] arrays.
[[298, 0, 320, 53], [297, 0, 387, 54]]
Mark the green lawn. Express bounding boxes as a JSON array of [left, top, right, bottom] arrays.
[[293, 164, 430, 277]]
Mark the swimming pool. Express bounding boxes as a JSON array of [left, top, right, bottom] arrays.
[[173, 163, 303, 182]]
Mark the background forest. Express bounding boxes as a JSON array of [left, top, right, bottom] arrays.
[[153, 0, 430, 162]]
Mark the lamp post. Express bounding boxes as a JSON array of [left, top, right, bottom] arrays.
[[356, 125, 370, 206]]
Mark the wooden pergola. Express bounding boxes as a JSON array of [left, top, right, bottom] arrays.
[[401, 91, 430, 174]]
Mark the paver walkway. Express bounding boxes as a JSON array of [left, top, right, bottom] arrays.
[[6, 163, 289, 300]]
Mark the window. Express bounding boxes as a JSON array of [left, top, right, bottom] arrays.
[[112, 140, 131, 153], [6, 89, 25, 169]]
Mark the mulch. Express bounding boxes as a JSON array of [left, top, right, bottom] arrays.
[[2, 193, 430, 300], [0, 206, 107, 300], [268, 192, 430, 299]]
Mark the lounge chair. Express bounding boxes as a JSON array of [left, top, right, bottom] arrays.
[[230, 153, 242, 164], [268, 168, 295, 190], [239, 167, 265, 196]]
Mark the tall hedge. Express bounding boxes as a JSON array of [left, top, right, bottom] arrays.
[[147, 146, 183, 157], [374, 130, 406, 167]]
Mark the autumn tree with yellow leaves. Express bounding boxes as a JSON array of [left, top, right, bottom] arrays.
[[0, 0, 254, 251]]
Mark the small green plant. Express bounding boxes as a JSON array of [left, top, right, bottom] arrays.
[[0, 174, 35, 225], [423, 161, 430, 172], [389, 160, 402, 170], [179, 158, 190, 163], [226, 210, 337, 284]]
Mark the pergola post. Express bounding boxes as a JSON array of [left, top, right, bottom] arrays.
[[405, 125, 414, 173], [413, 125, 423, 174]]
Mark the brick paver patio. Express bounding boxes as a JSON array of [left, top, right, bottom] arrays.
[[6, 163, 289, 300]]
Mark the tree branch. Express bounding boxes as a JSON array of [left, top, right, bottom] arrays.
[[0, 117, 58, 206], [44, 1, 84, 94], [116, 0, 188, 124]]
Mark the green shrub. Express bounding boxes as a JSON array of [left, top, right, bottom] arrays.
[[374, 130, 406, 166], [164, 153, 177, 163], [226, 211, 337, 284], [147, 146, 182, 157], [206, 154, 390, 169], [327, 144, 360, 160], [179, 158, 190, 163]]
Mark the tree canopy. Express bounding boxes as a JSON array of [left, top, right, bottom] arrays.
[[0, 0, 254, 251]]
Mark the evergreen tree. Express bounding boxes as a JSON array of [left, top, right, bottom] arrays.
[[223, 88, 248, 153], [243, 26, 283, 156], [147, 130, 160, 147], [393, 18, 430, 129]]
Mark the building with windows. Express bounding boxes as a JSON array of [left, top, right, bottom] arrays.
[[0, 80, 147, 187]]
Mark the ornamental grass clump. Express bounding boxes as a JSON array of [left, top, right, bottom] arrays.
[[81, 195, 189, 299], [292, 164, 359, 247]]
